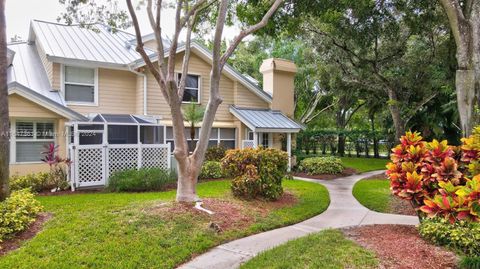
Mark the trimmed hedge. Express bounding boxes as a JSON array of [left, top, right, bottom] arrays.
[[298, 156, 344, 175], [419, 218, 480, 257], [0, 189, 43, 243], [199, 161, 225, 179], [107, 168, 177, 192], [223, 148, 288, 200], [10, 172, 53, 192]]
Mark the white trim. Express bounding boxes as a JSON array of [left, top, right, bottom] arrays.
[[61, 64, 99, 106], [176, 71, 202, 104]]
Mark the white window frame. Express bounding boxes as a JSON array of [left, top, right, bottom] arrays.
[[11, 119, 56, 164], [176, 72, 201, 104], [61, 64, 99, 106], [260, 132, 272, 148], [165, 127, 237, 151]]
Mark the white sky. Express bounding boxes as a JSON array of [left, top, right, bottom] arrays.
[[6, 0, 239, 42]]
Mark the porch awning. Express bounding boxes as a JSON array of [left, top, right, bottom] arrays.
[[229, 105, 305, 133]]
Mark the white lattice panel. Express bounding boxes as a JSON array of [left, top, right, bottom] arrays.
[[141, 146, 169, 169], [77, 147, 104, 186], [242, 140, 256, 149], [108, 147, 138, 177]]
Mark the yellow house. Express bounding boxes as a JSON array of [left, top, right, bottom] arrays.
[[7, 20, 303, 188]]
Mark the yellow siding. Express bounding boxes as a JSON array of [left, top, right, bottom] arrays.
[[8, 94, 68, 176], [52, 63, 61, 90], [235, 82, 269, 109], [136, 74, 145, 115], [9, 94, 61, 118], [67, 68, 137, 115], [36, 44, 53, 87]]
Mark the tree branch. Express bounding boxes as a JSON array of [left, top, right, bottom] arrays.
[[403, 92, 439, 128], [219, 0, 284, 68]]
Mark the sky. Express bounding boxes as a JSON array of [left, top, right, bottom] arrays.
[[6, 0, 239, 42]]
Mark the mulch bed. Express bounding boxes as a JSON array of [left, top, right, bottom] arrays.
[[293, 167, 358, 180], [389, 196, 417, 216], [343, 225, 458, 269], [145, 192, 298, 233], [0, 212, 52, 256]]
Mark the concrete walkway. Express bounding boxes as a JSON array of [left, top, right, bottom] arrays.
[[178, 170, 418, 269]]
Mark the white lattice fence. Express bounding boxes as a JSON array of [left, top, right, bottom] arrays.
[[75, 146, 105, 187], [108, 146, 139, 178], [72, 144, 171, 188], [242, 140, 256, 149], [141, 145, 170, 169]]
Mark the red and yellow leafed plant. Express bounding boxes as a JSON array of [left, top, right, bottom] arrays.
[[386, 128, 480, 223]]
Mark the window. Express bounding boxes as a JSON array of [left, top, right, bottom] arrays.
[[14, 121, 55, 163], [165, 127, 236, 151], [261, 133, 271, 148], [177, 74, 200, 103], [108, 125, 138, 144], [63, 66, 97, 104]]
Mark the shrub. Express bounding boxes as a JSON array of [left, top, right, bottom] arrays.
[[107, 168, 177, 192], [205, 145, 227, 161], [9, 172, 52, 192], [0, 189, 43, 243], [41, 143, 71, 191], [222, 148, 288, 200], [298, 156, 344, 175], [200, 161, 225, 179], [419, 217, 480, 256], [386, 130, 480, 222]]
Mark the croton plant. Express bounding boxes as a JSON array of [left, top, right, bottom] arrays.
[[386, 128, 480, 223]]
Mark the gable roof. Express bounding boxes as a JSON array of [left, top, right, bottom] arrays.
[[7, 41, 87, 121], [29, 20, 156, 68], [230, 105, 304, 133]]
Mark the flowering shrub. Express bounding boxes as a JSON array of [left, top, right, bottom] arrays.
[[0, 189, 43, 244], [222, 148, 288, 200], [205, 145, 227, 161], [41, 143, 72, 191], [386, 129, 480, 223]]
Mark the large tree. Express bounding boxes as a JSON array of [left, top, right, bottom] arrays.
[[61, 0, 283, 202], [439, 0, 480, 136], [0, 0, 8, 201]]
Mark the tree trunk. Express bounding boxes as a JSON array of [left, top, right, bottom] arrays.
[[456, 70, 475, 136], [0, 0, 9, 201], [387, 88, 405, 142], [176, 157, 200, 202], [337, 134, 345, 157]]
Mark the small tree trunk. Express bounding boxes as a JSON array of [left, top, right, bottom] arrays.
[[176, 157, 200, 202], [337, 134, 345, 157], [0, 0, 9, 201], [456, 70, 476, 136], [387, 88, 405, 142]]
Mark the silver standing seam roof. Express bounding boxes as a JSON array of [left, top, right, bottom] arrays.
[[30, 20, 157, 67], [229, 106, 304, 133]]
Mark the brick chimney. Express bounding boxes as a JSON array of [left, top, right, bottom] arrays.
[[259, 58, 297, 117]]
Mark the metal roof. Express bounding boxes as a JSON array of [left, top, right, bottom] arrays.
[[30, 20, 156, 67], [229, 106, 304, 133], [84, 114, 162, 124]]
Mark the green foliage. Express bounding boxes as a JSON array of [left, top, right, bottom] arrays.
[[9, 172, 52, 192], [205, 145, 227, 161], [460, 256, 480, 269], [223, 148, 288, 200], [0, 189, 43, 243], [107, 168, 177, 192], [419, 217, 480, 257], [353, 179, 392, 213], [298, 156, 344, 175], [199, 161, 225, 179]]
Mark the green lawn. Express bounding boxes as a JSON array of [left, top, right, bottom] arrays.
[[241, 229, 379, 269], [352, 179, 391, 212], [0, 180, 329, 269], [340, 157, 389, 173]]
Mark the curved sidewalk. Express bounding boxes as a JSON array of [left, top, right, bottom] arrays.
[[178, 170, 418, 269]]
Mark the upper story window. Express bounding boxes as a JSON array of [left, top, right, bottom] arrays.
[[63, 66, 97, 105], [177, 74, 200, 103]]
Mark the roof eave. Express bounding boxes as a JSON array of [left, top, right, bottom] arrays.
[[47, 56, 130, 70]]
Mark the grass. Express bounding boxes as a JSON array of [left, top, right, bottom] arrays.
[[352, 179, 391, 212], [241, 229, 379, 269], [340, 157, 389, 173], [0, 180, 329, 269]]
